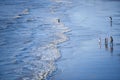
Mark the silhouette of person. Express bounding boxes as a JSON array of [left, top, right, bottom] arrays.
[[110, 36, 113, 46], [110, 36, 113, 54], [105, 38, 108, 50], [98, 37, 101, 48], [57, 19, 60, 23], [109, 16, 112, 21], [109, 16, 112, 27]]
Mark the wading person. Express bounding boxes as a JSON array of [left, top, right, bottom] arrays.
[[109, 16, 112, 27], [110, 36, 113, 54], [57, 19, 60, 23], [110, 36, 113, 44], [105, 38, 108, 49]]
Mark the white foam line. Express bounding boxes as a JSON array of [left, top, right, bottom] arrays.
[[13, 9, 29, 19], [37, 18, 70, 80]]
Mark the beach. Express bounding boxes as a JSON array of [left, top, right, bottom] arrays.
[[0, 0, 120, 80]]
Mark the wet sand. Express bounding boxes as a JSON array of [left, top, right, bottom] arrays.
[[48, 0, 120, 80], [50, 38, 120, 80]]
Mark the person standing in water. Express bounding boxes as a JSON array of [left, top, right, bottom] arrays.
[[110, 36, 113, 54], [98, 37, 101, 48], [57, 19, 60, 23], [110, 36, 113, 46], [109, 16, 112, 27], [105, 37, 108, 49], [109, 16, 112, 21]]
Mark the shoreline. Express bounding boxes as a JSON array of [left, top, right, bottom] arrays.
[[40, 19, 70, 80]]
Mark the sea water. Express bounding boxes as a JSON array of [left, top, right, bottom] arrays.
[[0, 0, 71, 80]]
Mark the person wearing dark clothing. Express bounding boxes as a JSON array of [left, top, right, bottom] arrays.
[[105, 38, 108, 49], [109, 16, 112, 21], [110, 36, 113, 53], [109, 16, 112, 26], [58, 19, 60, 23]]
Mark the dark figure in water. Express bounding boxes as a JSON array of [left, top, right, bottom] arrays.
[[110, 44, 113, 55], [110, 36, 114, 54], [57, 19, 60, 23], [110, 36, 113, 52], [105, 38, 108, 50], [110, 36, 113, 45], [109, 16, 112, 26], [109, 16, 112, 21]]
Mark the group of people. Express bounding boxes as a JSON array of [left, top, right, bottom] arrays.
[[98, 17, 114, 53], [99, 36, 113, 46], [99, 36, 113, 53]]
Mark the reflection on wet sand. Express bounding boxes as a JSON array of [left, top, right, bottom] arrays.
[[110, 21, 112, 27], [105, 44, 108, 50], [110, 43, 113, 56]]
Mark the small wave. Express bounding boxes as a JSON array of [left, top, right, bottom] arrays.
[[13, 9, 29, 19], [13, 15, 22, 19], [26, 18, 35, 22], [37, 18, 70, 80]]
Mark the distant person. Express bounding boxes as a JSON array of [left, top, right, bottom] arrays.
[[109, 16, 112, 21], [110, 36, 113, 43], [110, 36, 113, 46], [105, 38, 108, 49], [57, 19, 60, 23], [105, 38, 108, 45], [98, 37, 101, 48], [109, 16, 112, 26], [109, 36, 114, 54]]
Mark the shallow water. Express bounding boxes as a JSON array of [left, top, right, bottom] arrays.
[[0, 0, 70, 80], [49, 0, 120, 80]]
